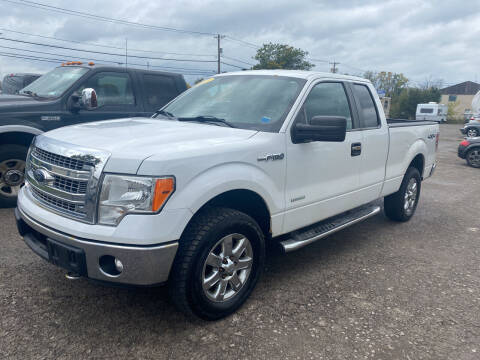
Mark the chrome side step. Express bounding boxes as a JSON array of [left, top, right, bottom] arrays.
[[280, 205, 381, 253]]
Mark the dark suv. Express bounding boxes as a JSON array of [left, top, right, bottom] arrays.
[[0, 63, 188, 206]]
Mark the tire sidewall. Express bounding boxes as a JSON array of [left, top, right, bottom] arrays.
[[466, 148, 480, 168], [188, 213, 265, 319], [0, 145, 28, 207], [399, 168, 421, 220]]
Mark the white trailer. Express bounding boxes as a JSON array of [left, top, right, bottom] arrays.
[[416, 102, 447, 122]]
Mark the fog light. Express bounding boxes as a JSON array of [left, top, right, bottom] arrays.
[[99, 255, 123, 277], [114, 258, 124, 273]]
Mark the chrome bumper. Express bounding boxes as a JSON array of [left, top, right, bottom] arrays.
[[15, 207, 178, 286]]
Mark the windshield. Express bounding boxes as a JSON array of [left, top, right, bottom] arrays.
[[21, 66, 89, 98], [160, 75, 306, 132]]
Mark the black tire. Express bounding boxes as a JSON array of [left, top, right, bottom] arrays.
[[466, 148, 480, 168], [0, 144, 28, 208], [169, 207, 265, 320], [384, 167, 421, 222]]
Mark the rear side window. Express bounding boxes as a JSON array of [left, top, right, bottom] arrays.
[[420, 108, 434, 114], [143, 74, 179, 111], [353, 84, 379, 128]]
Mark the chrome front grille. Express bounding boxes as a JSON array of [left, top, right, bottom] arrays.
[[30, 186, 78, 213], [53, 175, 88, 194], [25, 136, 110, 223], [32, 146, 91, 171]]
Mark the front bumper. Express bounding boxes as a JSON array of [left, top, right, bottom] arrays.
[[15, 207, 178, 286], [460, 128, 466, 135]]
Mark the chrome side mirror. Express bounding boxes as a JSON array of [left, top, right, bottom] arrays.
[[81, 88, 98, 110]]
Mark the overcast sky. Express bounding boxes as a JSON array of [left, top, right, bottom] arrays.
[[0, 0, 479, 87]]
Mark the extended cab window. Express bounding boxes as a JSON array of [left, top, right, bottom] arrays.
[[353, 84, 379, 128], [143, 74, 178, 111], [296, 82, 353, 130], [79, 72, 134, 107]]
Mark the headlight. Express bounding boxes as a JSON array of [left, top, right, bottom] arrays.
[[98, 174, 175, 226]]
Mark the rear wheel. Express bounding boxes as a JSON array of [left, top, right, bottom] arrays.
[[384, 167, 421, 222], [467, 128, 479, 137], [169, 207, 265, 320], [466, 148, 480, 168], [0, 145, 28, 208]]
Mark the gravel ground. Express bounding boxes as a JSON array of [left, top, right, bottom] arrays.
[[1, 124, 479, 360]]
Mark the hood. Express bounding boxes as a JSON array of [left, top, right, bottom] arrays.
[[0, 94, 48, 111], [42, 117, 258, 173]]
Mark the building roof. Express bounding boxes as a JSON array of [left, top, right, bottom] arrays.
[[440, 81, 480, 95]]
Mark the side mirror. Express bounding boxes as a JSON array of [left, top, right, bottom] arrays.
[[292, 116, 347, 143], [81, 88, 98, 110]]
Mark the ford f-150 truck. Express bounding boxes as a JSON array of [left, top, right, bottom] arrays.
[[15, 70, 439, 320], [0, 63, 187, 207]]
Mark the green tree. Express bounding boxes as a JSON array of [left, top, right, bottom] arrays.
[[363, 71, 409, 98], [390, 87, 441, 119], [252, 43, 314, 70]]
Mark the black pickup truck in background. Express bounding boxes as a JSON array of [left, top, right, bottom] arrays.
[[0, 62, 188, 206]]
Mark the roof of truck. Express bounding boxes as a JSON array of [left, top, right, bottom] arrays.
[[58, 63, 185, 78], [216, 69, 369, 82]]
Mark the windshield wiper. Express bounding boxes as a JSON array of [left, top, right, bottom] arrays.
[[177, 116, 235, 128], [20, 90, 47, 99], [154, 109, 176, 119]]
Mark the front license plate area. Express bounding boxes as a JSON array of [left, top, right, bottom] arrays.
[[47, 238, 87, 276]]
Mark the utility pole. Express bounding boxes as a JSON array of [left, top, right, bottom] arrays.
[[125, 38, 128, 70], [215, 34, 225, 74], [330, 60, 340, 73]]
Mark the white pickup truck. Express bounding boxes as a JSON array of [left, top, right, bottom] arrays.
[[15, 70, 439, 320]]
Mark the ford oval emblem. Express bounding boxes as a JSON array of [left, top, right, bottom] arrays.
[[33, 168, 51, 184]]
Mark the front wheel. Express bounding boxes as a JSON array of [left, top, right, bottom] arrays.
[[169, 207, 265, 320], [384, 167, 421, 222], [0, 145, 28, 208], [466, 148, 480, 168]]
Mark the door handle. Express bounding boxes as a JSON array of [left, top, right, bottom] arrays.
[[351, 142, 362, 156]]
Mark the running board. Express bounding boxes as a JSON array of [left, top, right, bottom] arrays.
[[280, 205, 381, 253]]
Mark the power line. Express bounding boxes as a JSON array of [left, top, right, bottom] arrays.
[[220, 61, 246, 70], [0, 28, 216, 57], [0, 37, 217, 63], [221, 55, 254, 67], [2, 0, 215, 36], [0, 49, 216, 75], [223, 36, 260, 50]]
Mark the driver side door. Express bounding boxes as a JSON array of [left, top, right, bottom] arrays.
[[283, 81, 364, 233], [63, 71, 143, 126]]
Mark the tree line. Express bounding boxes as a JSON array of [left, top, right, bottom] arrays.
[[196, 42, 443, 120]]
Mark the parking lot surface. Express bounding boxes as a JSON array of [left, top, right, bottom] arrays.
[[1, 124, 479, 359]]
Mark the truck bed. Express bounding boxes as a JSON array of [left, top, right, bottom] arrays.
[[387, 118, 438, 127]]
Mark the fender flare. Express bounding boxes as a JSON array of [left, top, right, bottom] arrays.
[[0, 125, 43, 135]]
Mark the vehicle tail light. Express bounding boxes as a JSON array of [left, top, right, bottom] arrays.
[[435, 133, 439, 151], [460, 140, 470, 147]]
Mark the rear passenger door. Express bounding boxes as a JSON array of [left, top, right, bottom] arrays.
[[349, 82, 389, 202], [140, 74, 180, 114]]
